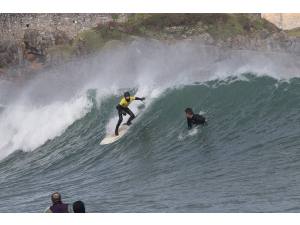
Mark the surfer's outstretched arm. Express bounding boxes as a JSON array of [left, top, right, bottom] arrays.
[[134, 97, 145, 101]]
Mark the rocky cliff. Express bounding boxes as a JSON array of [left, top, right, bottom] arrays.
[[0, 13, 127, 78], [1, 14, 300, 80]]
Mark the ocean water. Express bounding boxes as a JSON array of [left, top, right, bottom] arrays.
[[0, 40, 300, 212]]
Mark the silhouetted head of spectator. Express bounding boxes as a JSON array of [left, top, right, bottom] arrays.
[[73, 200, 85, 213]]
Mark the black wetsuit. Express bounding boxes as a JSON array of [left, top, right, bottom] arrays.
[[115, 104, 135, 132], [187, 114, 207, 129]]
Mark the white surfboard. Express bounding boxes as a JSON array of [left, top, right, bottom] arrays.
[[100, 124, 129, 145]]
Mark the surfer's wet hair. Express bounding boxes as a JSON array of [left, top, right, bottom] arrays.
[[124, 92, 130, 98], [185, 108, 193, 114]]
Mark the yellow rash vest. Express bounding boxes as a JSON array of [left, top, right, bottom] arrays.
[[119, 96, 136, 108]]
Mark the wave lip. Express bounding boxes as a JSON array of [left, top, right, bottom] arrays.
[[0, 95, 92, 159]]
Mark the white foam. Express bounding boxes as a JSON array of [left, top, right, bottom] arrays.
[[177, 127, 199, 141], [188, 128, 199, 136], [0, 95, 92, 159]]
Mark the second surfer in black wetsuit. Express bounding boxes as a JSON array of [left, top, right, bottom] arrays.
[[185, 107, 207, 129]]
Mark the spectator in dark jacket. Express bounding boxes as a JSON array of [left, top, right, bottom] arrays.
[[44, 192, 72, 213]]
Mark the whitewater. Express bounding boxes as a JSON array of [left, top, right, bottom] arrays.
[[0, 39, 299, 212]]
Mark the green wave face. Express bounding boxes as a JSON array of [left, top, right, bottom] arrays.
[[0, 74, 300, 212]]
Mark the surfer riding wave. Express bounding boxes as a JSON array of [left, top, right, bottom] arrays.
[[115, 92, 145, 136]]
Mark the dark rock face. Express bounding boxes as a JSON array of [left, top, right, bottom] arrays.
[[23, 29, 48, 62], [0, 13, 114, 70], [23, 29, 71, 63], [0, 40, 20, 67], [0, 28, 72, 79]]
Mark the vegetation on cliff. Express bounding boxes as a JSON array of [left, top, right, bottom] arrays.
[[47, 14, 279, 59], [120, 14, 278, 39], [0, 14, 293, 78], [286, 27, 300, 37]]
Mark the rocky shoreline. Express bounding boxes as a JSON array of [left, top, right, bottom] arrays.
[[0, 14, 300, 81]]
